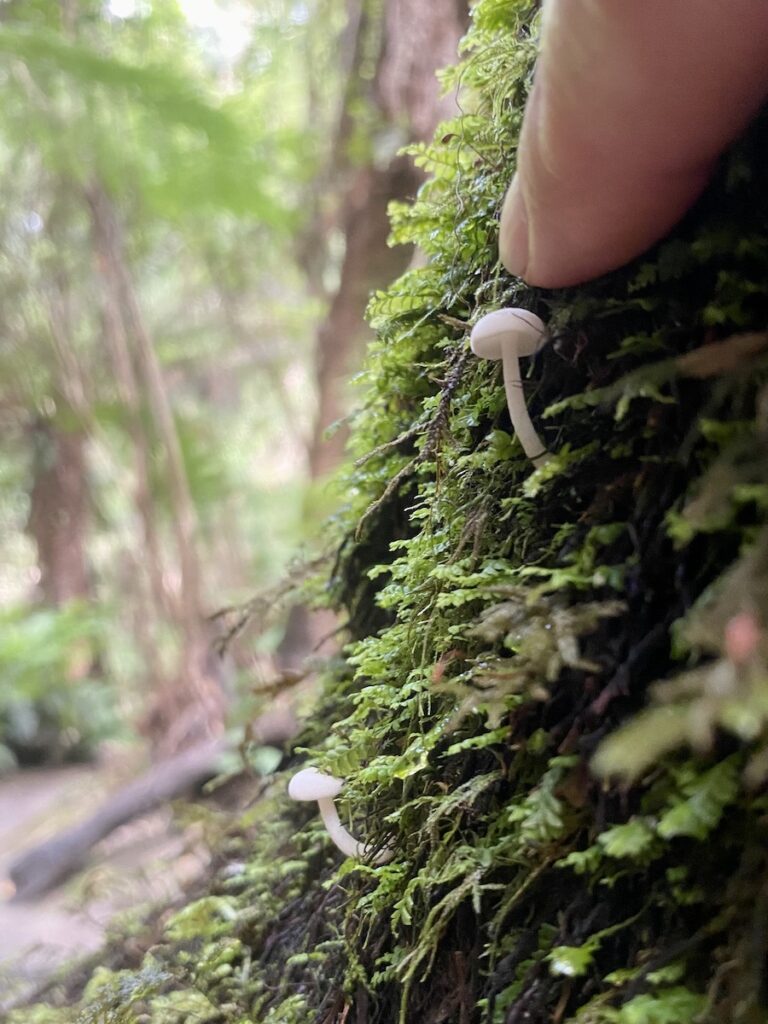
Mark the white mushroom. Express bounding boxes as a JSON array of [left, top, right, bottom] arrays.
[[470, 308, 549, 466], [288, 767, 393, 864]]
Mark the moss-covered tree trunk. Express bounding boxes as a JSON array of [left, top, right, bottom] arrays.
[[14, 3, 768, 1023]]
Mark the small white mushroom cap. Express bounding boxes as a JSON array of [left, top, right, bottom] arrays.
[[470, 308, 545, 360], [288, 767, 344, 802]]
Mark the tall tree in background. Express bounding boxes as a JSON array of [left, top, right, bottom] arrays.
[[27, 417, 89, 608], [308, 0, 469, 479], [86, 182, 221, 753], [278, 0, 468, 667]]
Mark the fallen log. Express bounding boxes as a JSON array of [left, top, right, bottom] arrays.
[[8, 708, 297, 901]]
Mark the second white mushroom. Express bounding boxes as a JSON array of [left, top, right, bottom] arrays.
[[470, 308, 549, 466], [288, 767, 393, 865]]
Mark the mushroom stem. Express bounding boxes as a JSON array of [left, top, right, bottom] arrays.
[[502, 352, 549, 467], [317, 797, 364, 859], [318, 798, 394, 865]]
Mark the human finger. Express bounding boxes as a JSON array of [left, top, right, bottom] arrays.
[[500, 1, 768, 288]]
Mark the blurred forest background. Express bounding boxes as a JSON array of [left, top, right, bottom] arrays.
[[0, 0, 465, 992], [0, 0, 465, 764]]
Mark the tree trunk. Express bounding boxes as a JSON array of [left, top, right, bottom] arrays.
[[308, 159, 419, 479], [27, 415, 90, 607], [27, 264, 92, 611], [86, 183, 225, 754], [307, 0, 469, 480]]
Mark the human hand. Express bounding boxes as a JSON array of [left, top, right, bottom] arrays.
[[500, 1, 768, 289]]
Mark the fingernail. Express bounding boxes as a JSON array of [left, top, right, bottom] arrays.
[[500, 174, 530, 279]]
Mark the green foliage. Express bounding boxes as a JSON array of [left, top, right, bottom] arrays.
[[0, 14, 292, 223], [163, 896, 239, 942], [600, 988, 707, 1024], [74, 960, 171, 1023], [7, 1010, 74, 1024], [656, 758, 740, 841], [597, 818, 658, 860], [0, 27, 239, 143], [594, 533, 768, 782], [0, 603, 116, 763], [549, 911, 645, 980]]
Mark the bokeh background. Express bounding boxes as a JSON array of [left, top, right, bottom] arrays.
[[0, 0, 465, 1003]]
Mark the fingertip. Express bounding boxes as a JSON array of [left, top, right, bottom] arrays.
[[499, 0, 768, 289], [499, 174, 530, 279]]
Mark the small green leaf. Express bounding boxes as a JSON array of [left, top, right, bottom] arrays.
[[658, 758, 740, 841], [548, 942, 596, 978], [597, 818, 657, 860]]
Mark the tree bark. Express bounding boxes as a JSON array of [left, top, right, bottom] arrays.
[[307, 0, 468, 479], [27, 415, 90, 607], [309, 160, 418, 479], [376, 0, 469, 139], [27, 268, 92, 611], [90, 199, 172, 625]]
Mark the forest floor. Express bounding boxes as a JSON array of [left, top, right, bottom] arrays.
[[0, 760, 212, 1011]]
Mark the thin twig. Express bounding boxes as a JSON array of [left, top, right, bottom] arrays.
[[354, 423, 422, 467], [355, 346, 472, 538]]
